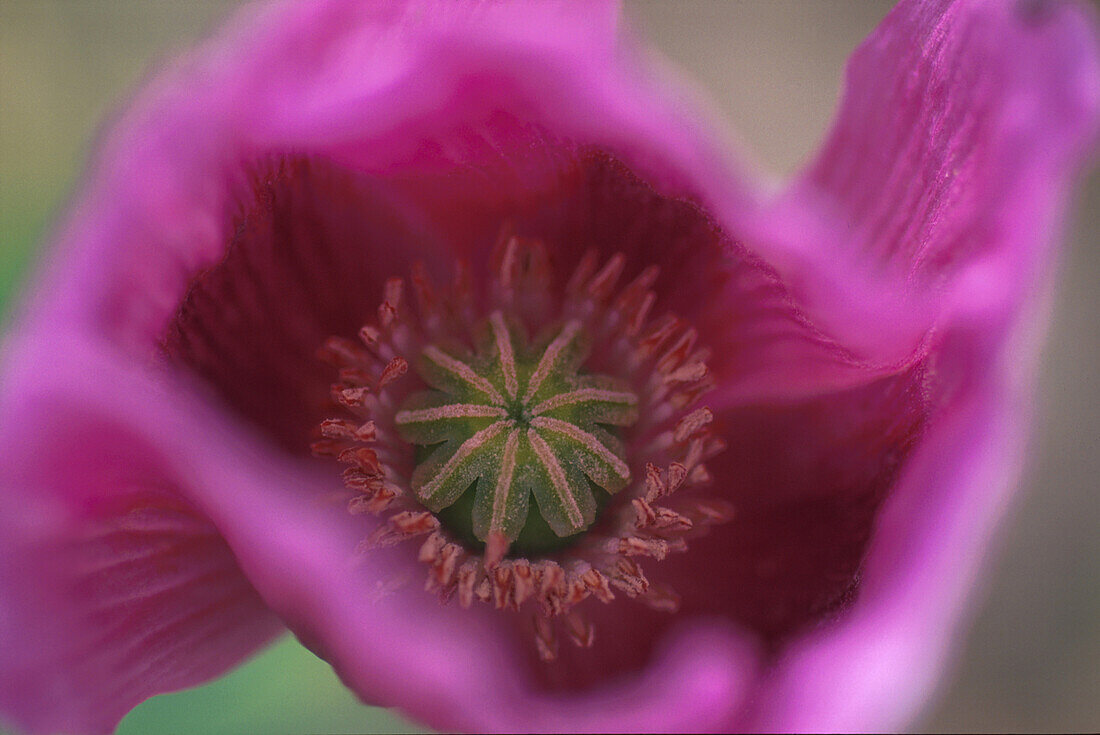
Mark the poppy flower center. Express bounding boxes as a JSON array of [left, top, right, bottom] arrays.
[[397, 312, 636, 559], [314, 231, 731, 660]]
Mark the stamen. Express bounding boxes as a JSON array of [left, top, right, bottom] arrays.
[[316, 235, 731, 664], [628, 292, 657, 336], [378, 277, 403, 328], [456, 561, 480, 608], [536, 561, 567, 617], [586, 253, 625, 301], [565, 250, 599, 296], [533, 614, 559, 662], [564, 610, 595, 648], [484, 531, 510, 571], [640, 583, 681, 613], [360, 511, 438, 550], [674, 407, 714, 443], [612, 535, 672, 561], [410, 262, 439, 332], [579, 566, 615, 603], [512, 560, 536, 607], [378, 357, 408, 389], [608, 557, 649, 597], [497, 235, 521, 292], [632, 498, 693, 533]]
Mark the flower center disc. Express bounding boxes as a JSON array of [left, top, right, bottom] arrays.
[[396, 313, 638, 558], [314, 232, 731, 661]]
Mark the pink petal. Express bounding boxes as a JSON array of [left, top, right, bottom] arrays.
[[0, 340, 282, 734], [747, 0, 1100, 366], [20, 0, 884, 416], [740, 1, 1100, 729], [748, 330, 1031, 732], [2, 0, 1097, 732]]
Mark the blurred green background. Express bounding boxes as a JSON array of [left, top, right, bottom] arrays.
[[1, 1, 1098, 733]]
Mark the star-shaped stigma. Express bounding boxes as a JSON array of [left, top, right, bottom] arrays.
[[395, 311, 639, 550]]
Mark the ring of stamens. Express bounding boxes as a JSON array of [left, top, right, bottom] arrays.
[[314, 232, 732, 661]]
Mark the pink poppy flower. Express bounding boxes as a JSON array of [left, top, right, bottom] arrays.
[[1, 0, 1097, 732]]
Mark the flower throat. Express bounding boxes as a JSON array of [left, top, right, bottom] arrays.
[[314, 232, 731, 661]]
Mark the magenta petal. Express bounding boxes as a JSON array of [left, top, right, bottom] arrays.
[[747, 0, 1100, 367], [749, 348, 1029, 732], [804, 0, 1100, 283], [1, 0, 1098, 733], [0, 343, 282, 734], [736, 1, 1100, 730]]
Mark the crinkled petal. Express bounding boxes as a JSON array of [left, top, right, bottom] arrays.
[[739, 0, 1100, 368]]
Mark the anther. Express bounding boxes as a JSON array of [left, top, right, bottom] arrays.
[[580, 566, 615, 603], [666, 462, 688, 494], [378, 278, 403, 327], [428, 542, 463, 590], [337, 446, 382, 474], [533, 615, 559, 662], [644, 463, 666, 502], [674, 407, 714, 443], [612, 535, 672, 561], [484, 531, 510, 571], [564, 610, 595, 648], [640, 583, 681, 613], [491, 564, 514, 610], [632, 498, 693, 533], [664, 360, 708, 385], [334, 386, 368, 408], [418, 532, 447, 563], [656, 328, 698, 375], [456, 561, 480, 608], [362, 511, 439, 549], [639, 314, 681, 356], [608, 557, 649, 597], [410, 262, 438, 322], [587, 253, 626, 300], [321, 419, 365, 440], [682, 498, 736, 526], [347, 484, 397, 515], [613, 265, 660, 316], [512, 560, 537, 608], [565, 250, 599, 295], [377, 357, 408, 389], [358, 324, 381, 346], [628, 292, 657, 336], [536, 561, 567, 616]]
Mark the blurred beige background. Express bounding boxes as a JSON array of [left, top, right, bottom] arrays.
[[1, 1, 1097, 732]]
